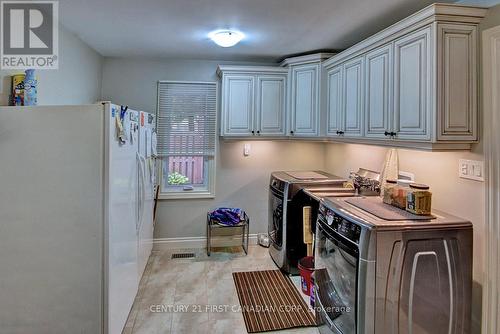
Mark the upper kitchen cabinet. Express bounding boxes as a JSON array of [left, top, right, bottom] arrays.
[[436, 23, 478, 142], [323, 3, 487, 150], [326, 56, 365, 138], [257, 76, 287, 135], [221, 74, 255, 136], [364, 44, 392, 139], [290, 64, 318, 136], [343, 56, 364, 138], [326, 65, 343, 136], [281, 54, 333, 137], [217, 66, 288, 138], [393, 27, 431, 141]]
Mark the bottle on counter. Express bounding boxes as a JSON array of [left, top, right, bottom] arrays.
[[406, 183, 432, 215], [24, 69, 37, 106], [11, 74, 25, 106]]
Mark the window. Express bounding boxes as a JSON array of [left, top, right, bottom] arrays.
[[156, 81, 217, 199]]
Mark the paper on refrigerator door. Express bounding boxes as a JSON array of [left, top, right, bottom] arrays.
[[115, 116, 126, 144], [131, 123, 138, 143], [146, 129, 151, 157], [123, 116, 131, 141], [151, 132, 157, 157], [148, 159, 155, 186]]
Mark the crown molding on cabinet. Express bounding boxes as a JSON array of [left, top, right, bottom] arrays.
[[323, 3, 487, 68], [216, 65, 288, 77], [280, 53, 335, 67]]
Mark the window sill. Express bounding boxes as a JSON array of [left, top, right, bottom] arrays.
[[158, 192, 215, 200]]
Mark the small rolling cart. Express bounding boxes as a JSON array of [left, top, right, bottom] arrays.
[[206, 208, 249, 256]]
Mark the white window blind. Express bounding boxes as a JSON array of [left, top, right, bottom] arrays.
[[157, 81, 217, 157]]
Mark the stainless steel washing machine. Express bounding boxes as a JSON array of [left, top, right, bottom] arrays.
[[314, 196, 473, 334]]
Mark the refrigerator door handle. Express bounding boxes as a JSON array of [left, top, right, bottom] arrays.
[[141, 157, 146, 222], [136, 153, 146, 233], [136, 153, 141, 232], [137, 153, 147, 233]]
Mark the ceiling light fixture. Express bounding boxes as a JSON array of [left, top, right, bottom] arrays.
[[209, 30, 244, 47]]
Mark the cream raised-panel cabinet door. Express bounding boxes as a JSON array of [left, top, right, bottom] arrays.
[[326, 65, 343, 136], [437, 23, 478, 141], [256, 75, 287, 136], [365, 44, 393, 139], [222, 75, 255, 136], [343, 56, 364, 137], [393, 27, 432, 141], [289, 63, 320, 136]]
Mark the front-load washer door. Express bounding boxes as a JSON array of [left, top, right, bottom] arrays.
[[268, 186, 284, 248], [315, 221, 359, 333]]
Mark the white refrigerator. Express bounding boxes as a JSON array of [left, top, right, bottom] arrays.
[[137, 111, 156, 281], [0, 103, 156, 334]]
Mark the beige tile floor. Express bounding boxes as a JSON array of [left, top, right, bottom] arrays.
[[123, 245, 320, 334]]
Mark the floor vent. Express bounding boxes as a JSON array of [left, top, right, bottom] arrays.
[[171, 253, 195, 259]]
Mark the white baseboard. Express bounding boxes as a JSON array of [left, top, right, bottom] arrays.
[[153, 234, 259, 250]]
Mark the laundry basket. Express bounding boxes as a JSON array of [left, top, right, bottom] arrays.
[[206, 208, 249, 256]]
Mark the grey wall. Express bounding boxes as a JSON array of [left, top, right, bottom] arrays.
[[157, 140, 325, 237], [101, 57, 275, 112], [101, 57, 326, 237], [0, 26, 103, 105]]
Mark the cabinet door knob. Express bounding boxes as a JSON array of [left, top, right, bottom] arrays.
[[257, 131, 260, 135], [337, 131, 344, 135], [391, 132, 397, 137], [251, 130, 255, 135], [384, 131, 391, 136], [290, 131, 294, 135]]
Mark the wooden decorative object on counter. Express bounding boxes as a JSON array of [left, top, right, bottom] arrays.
[[303, 206, 313, 256], [380, 149, 399, 195]]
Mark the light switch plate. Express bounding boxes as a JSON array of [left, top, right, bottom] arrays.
[[398, 171, 415, 181], [459, 159, 484, 181]]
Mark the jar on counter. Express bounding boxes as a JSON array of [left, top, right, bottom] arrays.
[[382, 179, 398, 205], [406, 183, 432, 215], [392, 183, 409, 210]]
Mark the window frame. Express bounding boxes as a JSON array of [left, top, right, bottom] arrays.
[[156, 80, 218, 200]]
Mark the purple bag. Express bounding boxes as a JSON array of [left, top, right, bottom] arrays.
[[209, 208, 244, 226]]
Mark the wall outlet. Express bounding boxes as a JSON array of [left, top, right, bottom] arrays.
[[243, 143, 251, 156], [459, 159, 484, 181]]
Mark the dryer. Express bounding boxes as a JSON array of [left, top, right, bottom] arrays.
[[268, 171, 346, 274]]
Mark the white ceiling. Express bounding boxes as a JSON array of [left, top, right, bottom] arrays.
[[60, 0, 490, 61]]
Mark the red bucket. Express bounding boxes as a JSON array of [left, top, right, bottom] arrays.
[[298, 256, 314, 296]]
